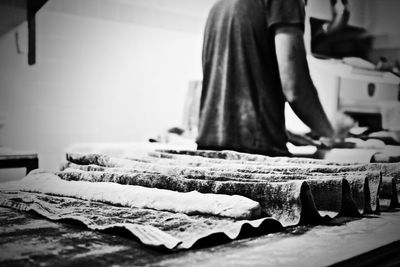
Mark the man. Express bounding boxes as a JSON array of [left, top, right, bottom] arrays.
[[197, 0, 349, 156]]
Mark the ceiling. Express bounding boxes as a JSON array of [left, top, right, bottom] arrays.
[[113, 0, 218, 18]]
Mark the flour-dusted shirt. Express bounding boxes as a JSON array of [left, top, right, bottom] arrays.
[[197, 0, 305, 156]]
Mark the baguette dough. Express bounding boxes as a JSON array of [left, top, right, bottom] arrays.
[[0, 172, 261, 220], [56, 169, 310, 226]]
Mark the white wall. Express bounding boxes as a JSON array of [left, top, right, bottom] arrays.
[[0, 1, 206, 172], [364, 0, 400, 35], [0, 0, 369, 174], [364, 0, 400, 63]]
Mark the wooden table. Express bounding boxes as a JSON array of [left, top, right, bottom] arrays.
[[0, 147, 38, 175], [2, 144, 399, 265], [1, 207, 399, 266]]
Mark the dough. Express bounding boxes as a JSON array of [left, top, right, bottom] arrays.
[[157, 149, 357, 165], [64, 152, 400, 222], [0, 172, 261, 220], [0, 191, 283, 250], [64, 153, 386, 215], [57, 168, 311, 226]]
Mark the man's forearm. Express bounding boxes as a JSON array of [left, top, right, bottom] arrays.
[[289, 83, 334, 138], [325, 0, 350, 34], [275, 26, 334, 138]]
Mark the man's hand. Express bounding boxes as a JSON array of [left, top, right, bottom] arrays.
[[332, 111, 355, 140], [287, 130, 322, 147], [319, 112, 355, 148]]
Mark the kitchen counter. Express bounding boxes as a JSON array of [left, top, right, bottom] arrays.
[[2, 143, 399, 265], [1, 207, 399, 266]]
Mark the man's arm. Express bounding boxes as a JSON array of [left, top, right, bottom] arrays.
[[324, 0, 350, 34], [275, 25, 334, 138]]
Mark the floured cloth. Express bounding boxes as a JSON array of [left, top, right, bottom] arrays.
[[59, 162, 380, 219], [1, 173, 261, 220], [3, 149, 400, 252], [156, 149, 400, 198], [0, 191, 282, 251], [64, 153, 398, 218]]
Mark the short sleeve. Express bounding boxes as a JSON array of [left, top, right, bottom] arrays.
[[265, 0, 306, 31]]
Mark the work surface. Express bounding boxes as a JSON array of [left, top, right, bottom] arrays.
[[1, 207, 399, 267]]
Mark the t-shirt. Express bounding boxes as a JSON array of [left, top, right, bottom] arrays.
[[196, 0, 305, 156]]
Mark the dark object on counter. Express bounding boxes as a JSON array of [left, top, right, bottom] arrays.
[[0, 147, 38, 175], [167, 127, 185, 135], [0, 0, 48, 65], [310, 17, 373, 59], [287, 131, 356, 149], [347, 112, 382, 133], [372, 153, 400, 163], [350, 129, 400, 146], [376, 56, 390, 71]]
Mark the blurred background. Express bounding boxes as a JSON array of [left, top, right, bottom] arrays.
[[0, 0, 399, 177]]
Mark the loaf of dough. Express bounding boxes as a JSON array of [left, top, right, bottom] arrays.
[[1, 172, 262, 220], [64, 152, 399, 223], [157, 149, 357, 165], [57, 168, 313, 226]]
